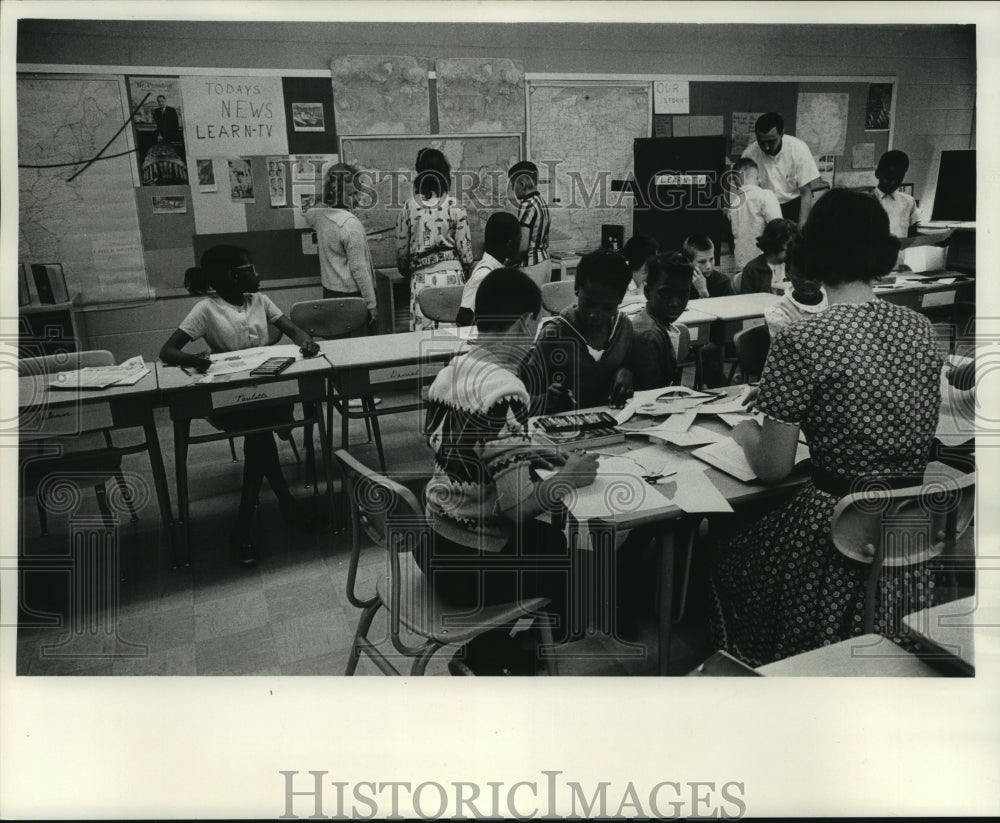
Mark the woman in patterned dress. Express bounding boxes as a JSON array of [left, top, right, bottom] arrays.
[[396, 148, 474, 330], [710, 188, 943, 667]]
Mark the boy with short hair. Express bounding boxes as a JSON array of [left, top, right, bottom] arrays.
[[726, 158, 782, 271], [873, 150, 920, 239], [630, 252, 694, 391], [508, 161, 552, 286], [456, 211, 521, 327], [682, 234, 735, 299], [422, 267, 598, 674]]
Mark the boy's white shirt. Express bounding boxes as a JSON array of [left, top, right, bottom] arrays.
[[728, 183, 782, 270]]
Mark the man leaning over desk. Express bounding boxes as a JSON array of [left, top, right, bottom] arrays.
[[742, 112, 820, 227]]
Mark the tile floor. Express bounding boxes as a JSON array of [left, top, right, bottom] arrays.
[[17, 395, 717, 677]]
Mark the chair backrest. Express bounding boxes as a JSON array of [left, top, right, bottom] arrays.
[[334, 449, 427, 610], [732, 271, 742, 292], [18, 349, 114, 376], [733, 323, 771, 383], [830, 470, 976, 632], [416, 285, 464, 326], [672, 322, 691, 367], [289, 297, 369, 340], [541, 280, 576, 315]]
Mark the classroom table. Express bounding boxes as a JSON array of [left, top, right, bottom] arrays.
[[560, 383, 978, 676], [18, 363, 176, 561], [874, 271, 974, 313], [687, 293, 780, 343], [155, 355, 335, 564], [755, 634, 946, 676], [619, 298, 717, 348], [318, 327, 471, 470]]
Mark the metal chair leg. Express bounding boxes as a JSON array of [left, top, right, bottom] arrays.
[[345, 602, 382, 675], [365, 398, 387, 473], [228, 437, 239, 463]]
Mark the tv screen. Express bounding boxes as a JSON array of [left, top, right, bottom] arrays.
[[931, 149, 976, 222]]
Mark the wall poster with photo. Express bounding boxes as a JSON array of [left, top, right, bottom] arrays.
[[291, 102, 325, 132], [228, 157, 255, 202], [196, 159, 217, 192], [865, 83, 892, 131], [127, 76, 188, 186]]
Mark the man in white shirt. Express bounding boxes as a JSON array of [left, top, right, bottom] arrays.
[[726, 157, 782, 271], [873, 150, 920, 239], [741, 112, 820, 227]]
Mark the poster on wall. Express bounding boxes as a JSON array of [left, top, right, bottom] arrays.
[[817, 155, 835, 188], [180, 75, 289, 156], [291, 102, 325, 132], [127, 76, 189, 186], [865, 83, 893, 131], [730, 112, 763, 157], [852, 142, 876, 169], [267, 157, 287, 206], [796, 92, 849, 157], [228, 157, 255, 202], [196, 159, 217, 192]]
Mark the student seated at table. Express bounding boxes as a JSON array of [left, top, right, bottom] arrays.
[[683, 234, 735, 299], [630, 252, 694, 391], [762, 240, 828, 334], [161, 244, 321, 567], [422, 267, 599, 674], [710, 188, 942, 667], [621, 234, 660, 303], [739, 218, 799, 295], [524, 248, 635, 412], [456, 211, 521, 327]]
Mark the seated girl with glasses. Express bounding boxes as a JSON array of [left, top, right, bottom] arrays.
[[161, 244, 322, 566]]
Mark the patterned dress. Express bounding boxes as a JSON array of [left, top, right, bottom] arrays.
[[710, 299, 943, 666], [396, 193, 474, 331]]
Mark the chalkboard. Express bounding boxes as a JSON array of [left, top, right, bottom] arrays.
[[339, 134, 522, 269]]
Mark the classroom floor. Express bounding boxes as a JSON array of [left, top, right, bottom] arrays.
[[16, 395, 719, 677]]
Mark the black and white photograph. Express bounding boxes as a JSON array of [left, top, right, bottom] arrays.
[[2, 2, 997, 821], [291, 101, 325, 131]]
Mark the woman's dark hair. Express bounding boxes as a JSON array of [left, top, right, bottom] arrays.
[[622, 234, 660, 271], [475, 267, 542, 333], [184, 244, 250, 295], [645, 252, 694, 291], [755, 218, 800, 254], [792, 188, 900, 285], [323, 162, 359, 207], [574, 249, 632, 300], [414, 147, 450, 198]]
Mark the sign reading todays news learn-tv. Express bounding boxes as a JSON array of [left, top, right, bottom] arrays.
[[180, 75, 289, 156]]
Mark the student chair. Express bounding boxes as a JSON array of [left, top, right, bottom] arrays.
[[289, 297, 381, 465], [335, 449, 559, 676], [541, 280, 576, 315], [731, 323, 771, 384], [416, 285, 464, 327], [671, 323, 692, 386], [829, 470, 975, 634], [18, 351, 140, 560]]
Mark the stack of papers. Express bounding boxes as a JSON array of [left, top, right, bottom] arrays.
[[48, 356, 150, 390], [692, 437, 810, 482]]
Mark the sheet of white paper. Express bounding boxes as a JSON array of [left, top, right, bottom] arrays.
[[692, 436, 810, 482], [205, 345, 303, 376], [669, 463, 734, 513], [537, 456, 674, 521], [717, 411, 758, 427], [637, 398, 705, 416], [637, 409, 695, 434], [695, 386, 754, 416], [648, 424, 727, 447]]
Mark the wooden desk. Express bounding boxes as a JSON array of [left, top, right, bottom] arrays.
[[756, 634, 945, 676], [18, 365, 176, 560], [156, 356, 335, 563], [687, 293, 779, 343]]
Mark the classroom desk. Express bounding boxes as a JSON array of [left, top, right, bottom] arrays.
[[687, 293, 780, 343], [155, 356, 335, 564], [18, 364, 176, 559], [563, 384, 976, 676], [318, 327, 471, 469], [619, 299, 717, 348], [874, 272, 974, 312]]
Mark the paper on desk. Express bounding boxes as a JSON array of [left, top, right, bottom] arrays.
[[694, 386, 754, 416], [718, 411, 759, 427], [692, 437, 810, 482], [205, 344, 303, 376], [537, 456, 674, 521], [647, 423, 727, 447], [669, 463, 734, 513], [898, 228, 954, 250], [47, 355, 150, 389], [639, 409, 695, 434]]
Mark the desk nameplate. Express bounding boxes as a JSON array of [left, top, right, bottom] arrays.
[[741, 317, 766, 331], [210, 381, 298, 410], [368, 361, 445, 386], [21, 400, 113, 438]]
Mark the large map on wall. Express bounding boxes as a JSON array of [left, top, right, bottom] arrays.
[[796, 92, 849, 157], [17, 76, 149, 304], [17, 77, 150, 303], [528, 84, 650, 254], [340, 134, 522, 269], [330, 55, 432, 135]]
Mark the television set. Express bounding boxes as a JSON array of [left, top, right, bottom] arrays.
[[930, 149, 976, 222]]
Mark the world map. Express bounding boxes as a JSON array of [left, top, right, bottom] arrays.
[[435, 58, 526, 134], [17, 76, 148, 304], [330, 55, 431, 136], [528, 84, 650, 254], [340, 135, 523, 269]]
